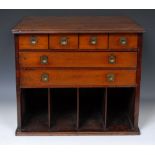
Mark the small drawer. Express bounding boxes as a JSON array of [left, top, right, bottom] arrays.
[[79, 34, 108, 49], [49, 34, 78, 49], [18, 35, 48, 50], [20, 69, 136, 88], [19, 52, 137, 68], [109, 34, 138, 49]]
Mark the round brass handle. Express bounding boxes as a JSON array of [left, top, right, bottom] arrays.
[[40, 56, 48, 64], [90, 37, 97, 45], [60, 37, 68, 45], [120, 37, 127, 45], [30, 36, 37, 45], [41, 73, 49, 82], [108, 55, 116, 64], [107, 74, 115, 82]]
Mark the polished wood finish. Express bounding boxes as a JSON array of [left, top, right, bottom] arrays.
[[79, 34, 108, 49], [109, 34, 138, 49], [134, 34, 143, 129], [13, 16, 144, 136], [16, 129, 140, 136], [20, 69, 136, 88], [12, 16, 144, 34], [19, 52, 137, 68], [18, 34, 48, 49], [49, 34, 78, 49], [14, 35, 22, 129]]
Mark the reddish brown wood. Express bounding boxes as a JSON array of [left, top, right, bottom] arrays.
[[49, 34, 78, 49], [14, 35, 22, 130], [13, 16, 144, 136], [134, 33, 143, 129], [18, 34, 48, 49], [19, 52, 137, 68], [16, 130, 140, 136], [20, 69, 136, 88], [79, 34, 108, 49], [109, 34, 138, 49], [18, 49, 138, 52], [12, 16, 144, 34]]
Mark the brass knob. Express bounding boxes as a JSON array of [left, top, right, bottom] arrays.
[[41, 73, 49, 82], [108, 55, 116, 64], [60, 37, 68, 45], [120, 37, 127, 45], [30, 36, 37, 45], [40, 56, 48, 64], [90, 37, 97, 45], [107, 74, 115, 82]]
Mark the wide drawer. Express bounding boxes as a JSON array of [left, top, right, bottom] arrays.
[[20, 69, 136, 88], [18, 34, 48, 50], [49, 34, 78, 49], [109, 34, 138, 49], [79, 34, 108, 49], [19, 52, 137, 68]]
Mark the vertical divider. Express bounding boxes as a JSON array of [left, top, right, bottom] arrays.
[[48, 88, 51, 128], [104, 88, 108, 130], [20, 89, 25, 128], [77, 88, 79, 129]]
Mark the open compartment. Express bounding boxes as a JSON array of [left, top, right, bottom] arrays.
[[106, 87, 135, 131], [79, 88, 105, 131], [21, 88, 48, 131], [50, 88, 77, 131]]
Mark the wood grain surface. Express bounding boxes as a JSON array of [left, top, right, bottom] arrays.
[[109, 34, 138, 49], [19, 51, 137, 68], [79, 34, 108, 49], [12, 16, 144, 34], [49, 34, 78, 49], [19, 34, 48, 49], [13, 16, 144, 135], [20, 69, 136, 88]]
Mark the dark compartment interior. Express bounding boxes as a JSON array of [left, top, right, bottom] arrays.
[[106, 88, 135, 131], [20, 87, 135, 132], [79, 88, 105, 131], [50, 88, 77, 131], [21, 88, 48, 131]]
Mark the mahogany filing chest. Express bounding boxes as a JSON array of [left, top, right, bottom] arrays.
[[12, 16, 144, 135]]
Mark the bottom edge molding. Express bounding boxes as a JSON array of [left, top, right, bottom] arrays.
[[16, 128, 140, 136]]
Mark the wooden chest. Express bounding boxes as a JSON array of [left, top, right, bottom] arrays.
[[12, 16, 144, 135]]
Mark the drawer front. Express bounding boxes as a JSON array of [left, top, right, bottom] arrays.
[[18, 35, 48, 50], [19, 52, 137, 68], [49, 34, 78, 49], [79, 34, 108, 49], [20, 69, 136, 88], [109, 34, 138, 49]]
